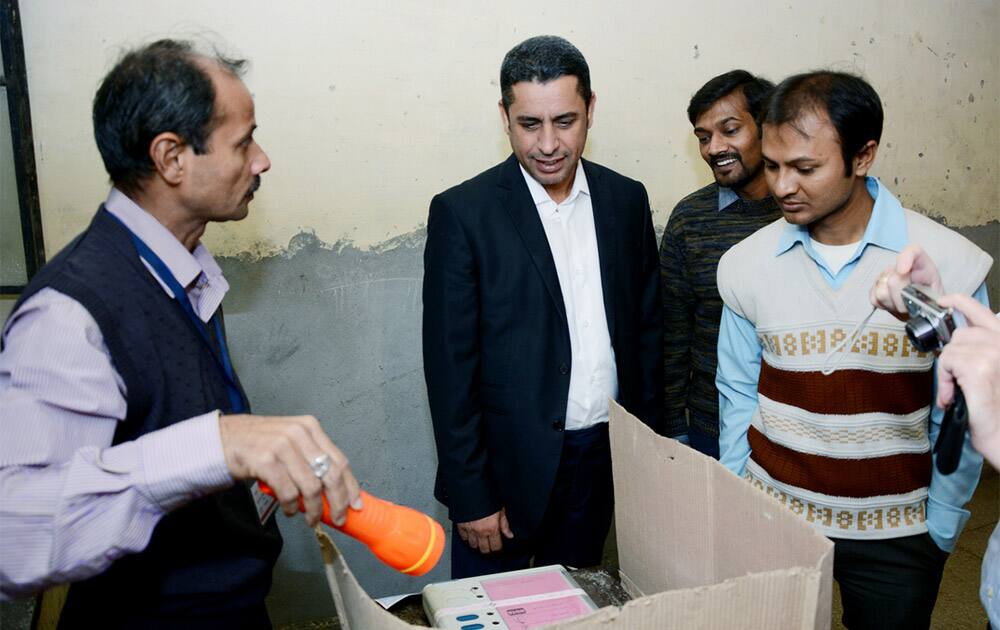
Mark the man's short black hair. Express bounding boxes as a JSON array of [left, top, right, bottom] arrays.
[[500, 35, 591, 111], [686, 69, 774, 126], [761, 71, 883, 176], [92, 39, 247, 194]]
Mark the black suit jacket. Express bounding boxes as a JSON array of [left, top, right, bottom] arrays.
[[422, 154, 663, 537]]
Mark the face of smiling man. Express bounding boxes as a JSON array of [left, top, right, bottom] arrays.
[[499, 75, 595, 204], [693, 90, 767, 200]]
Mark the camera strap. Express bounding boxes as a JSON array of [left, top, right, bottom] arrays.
[[820, 305, 878, 376]]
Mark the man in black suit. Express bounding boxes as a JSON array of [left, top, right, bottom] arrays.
[[422, 35, 662, 578]]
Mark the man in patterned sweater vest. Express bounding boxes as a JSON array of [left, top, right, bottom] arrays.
[[0, 40, 361, 624], [659, 70, 783, 457], [716, 71, 993, 629]]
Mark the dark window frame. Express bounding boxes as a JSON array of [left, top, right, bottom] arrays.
[[1, 0, 45, 296]]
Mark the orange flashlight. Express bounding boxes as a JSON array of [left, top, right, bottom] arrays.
[[258, 483, 444, 576]]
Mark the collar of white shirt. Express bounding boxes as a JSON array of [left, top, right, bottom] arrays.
[[518, 160, 590, 218]]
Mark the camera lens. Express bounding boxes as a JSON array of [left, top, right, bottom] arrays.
[[906, 316, 939, 352]]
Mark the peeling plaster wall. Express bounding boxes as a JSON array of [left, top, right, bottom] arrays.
[[11, 0, 999, 625], [20, 0, 999, 257], [217, 232, 433, 622]]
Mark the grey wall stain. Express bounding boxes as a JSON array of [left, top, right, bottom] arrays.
[[0, 598, 33, 630], [955, 221, 1000, 306], [219, 228, 443, 625], [913, 216, 999, 305]]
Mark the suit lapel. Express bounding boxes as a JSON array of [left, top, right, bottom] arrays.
[[583, 159, 617, 342], [498, 155, 568, 326]]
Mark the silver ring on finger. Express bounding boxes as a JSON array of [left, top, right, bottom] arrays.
[[310, 453, 333, 479]]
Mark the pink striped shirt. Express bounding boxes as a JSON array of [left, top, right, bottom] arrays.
[[0, 189, 234, 600]]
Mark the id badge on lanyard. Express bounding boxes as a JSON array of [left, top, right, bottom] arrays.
[[109, 210, 278, 523]]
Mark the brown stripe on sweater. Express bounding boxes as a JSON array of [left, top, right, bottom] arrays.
[[748, 425, 931, 498], [759, 361, 933, 415]]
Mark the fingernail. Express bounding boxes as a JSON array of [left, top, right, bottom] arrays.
[[351, 498, 363, 510], [333, 516, 346, 527]]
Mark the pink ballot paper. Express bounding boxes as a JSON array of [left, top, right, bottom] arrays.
[[422, 565, 598, 629]]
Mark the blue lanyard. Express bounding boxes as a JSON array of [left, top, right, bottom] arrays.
[[109, 212, 245, 413]]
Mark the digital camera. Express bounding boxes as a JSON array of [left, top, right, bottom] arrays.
[[900, 284, 965, 353], [899, 284, 970, 475]]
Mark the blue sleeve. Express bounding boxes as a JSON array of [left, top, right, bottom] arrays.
[[716, 305, 762, 476], [926, 281, 990, 552]]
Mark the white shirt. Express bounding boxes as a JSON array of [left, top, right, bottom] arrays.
[[520, 162, 618, 431], [809, 237, 862, 276]]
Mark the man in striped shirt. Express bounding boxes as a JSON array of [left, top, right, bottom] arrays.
[[716, 71, 991, 629], [659, 70, 782, 457]]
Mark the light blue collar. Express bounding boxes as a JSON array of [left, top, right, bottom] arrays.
[[774, 177, 908, 259], [718, 186, 740, 211]]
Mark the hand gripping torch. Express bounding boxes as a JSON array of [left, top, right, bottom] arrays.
[[258, 483, 444, 576]]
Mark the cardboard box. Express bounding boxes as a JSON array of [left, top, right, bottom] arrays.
[[316, 401, 833, 629]]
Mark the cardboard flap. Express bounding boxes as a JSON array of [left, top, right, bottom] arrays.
[[610, 400, 716, 593], [609, 401, 832, 629], [316, 530, 415, 630], [544, 568, 823, 630]]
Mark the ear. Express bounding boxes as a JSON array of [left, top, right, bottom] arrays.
[[148, 132, 188, 186], [497, 99, 511, 136], [586, 91, 596, 130], [852, 139, 879, 177]]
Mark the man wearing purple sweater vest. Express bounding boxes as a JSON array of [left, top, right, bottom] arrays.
[[0, 40, 360, 628]]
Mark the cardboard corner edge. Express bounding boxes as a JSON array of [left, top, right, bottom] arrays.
[[315, 530, 417, 630], [617, 569, 645, 600], [812, 535, 835, 629]]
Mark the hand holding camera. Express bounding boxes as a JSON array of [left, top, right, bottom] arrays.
[[869, 244, 944, 320], [870, 245, 1000, 473], [899, 284, 969, 474], [900, 284, 967, 353], [933, 293, 1000, 470]]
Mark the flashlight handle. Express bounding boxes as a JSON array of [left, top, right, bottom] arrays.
[[256, 482, 373, 531], [934, 387, 968, 475], [255, 482, 444, 575]]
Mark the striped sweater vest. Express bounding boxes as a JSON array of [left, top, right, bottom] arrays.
[[718, 207, 992, 540]]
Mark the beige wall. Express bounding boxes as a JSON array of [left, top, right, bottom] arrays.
[[21, 0, 998, 257]]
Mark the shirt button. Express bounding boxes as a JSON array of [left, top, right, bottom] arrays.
[[559, 363, 569, 375]]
